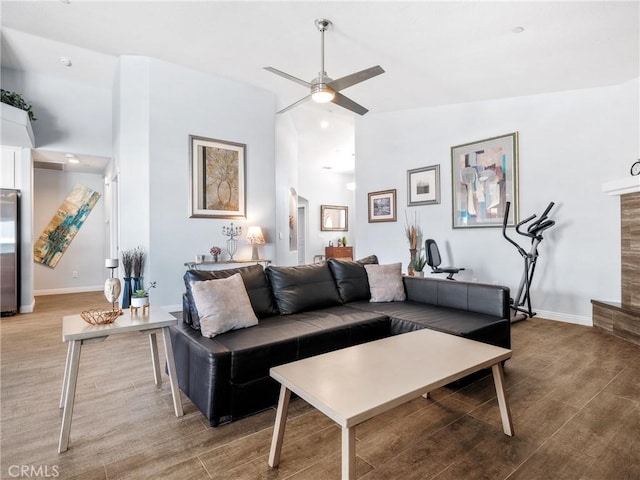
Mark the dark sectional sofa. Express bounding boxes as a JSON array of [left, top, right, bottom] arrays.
[[170, 257, 510, 426]]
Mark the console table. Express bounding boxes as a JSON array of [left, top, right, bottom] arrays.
[[184, 259, 271, 270], [325, 246, 353, 261]]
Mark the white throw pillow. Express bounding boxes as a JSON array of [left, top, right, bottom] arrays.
[[190, 273, 259, 338], [364, 263, 406, 302]]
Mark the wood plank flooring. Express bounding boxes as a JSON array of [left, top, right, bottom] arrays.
[[1, 292, 639, 479]]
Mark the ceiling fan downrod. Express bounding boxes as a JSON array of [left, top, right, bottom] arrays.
[[313, 19, 334, 102]]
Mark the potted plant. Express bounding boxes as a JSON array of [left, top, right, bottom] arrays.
[[413, 253, 427, 278], [1, 89, 37, 121], [131, 281, 157, 308]]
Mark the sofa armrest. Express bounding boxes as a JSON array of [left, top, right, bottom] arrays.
[[403, 276, 510, 319], [169, 323, 232, 426]]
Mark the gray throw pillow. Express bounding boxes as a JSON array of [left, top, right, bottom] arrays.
[[364, 263, 406, 302], [190, 273, 259, 338]]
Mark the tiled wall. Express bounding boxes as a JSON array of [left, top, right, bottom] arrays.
[[621, 192, 640, 310]]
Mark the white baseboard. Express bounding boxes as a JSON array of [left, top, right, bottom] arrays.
[[19, 298, 35, 314], [535, 309, 592, 327], [34, 285, 103, 296]]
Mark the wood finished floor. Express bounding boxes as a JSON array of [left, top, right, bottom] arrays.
[[1, 292, 639, 479]]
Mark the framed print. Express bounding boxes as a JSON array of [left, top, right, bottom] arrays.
[[451, 132, 519, 228], [368, 189, 397, 223], [320, 205, 348, 231], [407, 165, 440, 206], [189, 135, 246, 218]]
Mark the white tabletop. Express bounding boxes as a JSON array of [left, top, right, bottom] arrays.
[[270, 329, 512, 428], [62, 306, 178, 342]]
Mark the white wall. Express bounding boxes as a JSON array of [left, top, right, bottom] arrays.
[[275, 115, 299, 266], [356, 78, 640, 324], [32, 168, 106, 294], [115, 57, 276, 307], [1, 67, 112, 156]]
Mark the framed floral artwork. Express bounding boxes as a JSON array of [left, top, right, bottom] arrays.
[[189, 135, 246, 219]]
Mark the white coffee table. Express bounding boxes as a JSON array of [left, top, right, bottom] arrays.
[[58, 306, 184, 453], [268, 329, 513, 479]]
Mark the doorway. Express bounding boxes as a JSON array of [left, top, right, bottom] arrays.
[[297, 196, 309, 264]]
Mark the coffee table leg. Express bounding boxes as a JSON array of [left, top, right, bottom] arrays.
[[268, 385, 291, 468], [59, 340, 81, 453], [161, 327, 183, 417], [342, 426, 356, 480], [491, 363, 514, 436], [149, 333, 162, 388]]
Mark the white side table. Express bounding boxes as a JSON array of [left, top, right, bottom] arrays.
[[58, 306, 184, 453]]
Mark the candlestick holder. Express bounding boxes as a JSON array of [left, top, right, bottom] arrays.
[[222, 223, 242, 261]]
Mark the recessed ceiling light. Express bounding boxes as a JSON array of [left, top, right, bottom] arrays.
[[512, 26, 525, 34], [60, 57, 72, 67], [67, 158, 80, 164], [320, 120, 329, 129]]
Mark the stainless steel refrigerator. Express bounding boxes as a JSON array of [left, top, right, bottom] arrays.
[[1, 189, 20, 316]]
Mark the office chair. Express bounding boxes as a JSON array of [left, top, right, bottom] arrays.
[[425, 239, 465, 280]]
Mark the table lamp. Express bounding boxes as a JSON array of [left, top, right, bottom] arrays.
[[104, 258, 121, 312], [246, 226, 265, 261]]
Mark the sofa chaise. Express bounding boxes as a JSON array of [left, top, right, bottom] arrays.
[[170, 257, 510, 426]]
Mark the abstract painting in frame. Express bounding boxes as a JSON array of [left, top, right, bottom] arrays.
[[451, 132, 519, 228], [368, 189, 397, 223], [189, 135, 246, 219], [33, 184, 101, 268], [407, 164, 440, 206]]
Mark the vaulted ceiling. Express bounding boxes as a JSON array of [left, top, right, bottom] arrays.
[[2, 1, 638, 173]]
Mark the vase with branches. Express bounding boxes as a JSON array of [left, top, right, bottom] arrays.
[[132, 246, 146, 292], [404, 212, 422, 276], [120, 249, 135, 308]]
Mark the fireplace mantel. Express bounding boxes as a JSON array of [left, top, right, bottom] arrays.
[[602, 176, 640, 196]]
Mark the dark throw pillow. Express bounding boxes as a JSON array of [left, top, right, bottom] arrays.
[[328, 255, 379, 303]]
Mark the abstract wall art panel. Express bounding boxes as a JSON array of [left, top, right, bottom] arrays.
[[34, 184, 101, 268]]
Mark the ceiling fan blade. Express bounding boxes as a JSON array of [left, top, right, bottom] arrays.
[[327, 66, 385, 92], [264, 67, 311, 88], [277, 95, 312, 114], [331, 92, 369, 115]]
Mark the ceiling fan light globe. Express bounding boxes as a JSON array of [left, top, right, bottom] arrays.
[[311, 86, 335, 103]]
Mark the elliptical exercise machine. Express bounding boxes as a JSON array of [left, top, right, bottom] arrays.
[[502, 201, 556, 322]]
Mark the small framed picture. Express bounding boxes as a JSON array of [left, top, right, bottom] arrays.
[[368, 189, 397, 223], [407, 165, 440, 206]]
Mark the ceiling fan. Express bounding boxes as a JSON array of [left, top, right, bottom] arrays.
[[264, 19, 385, 116]]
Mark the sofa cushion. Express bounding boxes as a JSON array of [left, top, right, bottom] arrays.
[[346, 300, 510, 348], [365, 263, 406, 302], [266, 263, 342, 314], [214, 316, 320, 383], [184, 264, 277, 329], [191, 274, 259, 338], [328, 255, 379, 303]]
